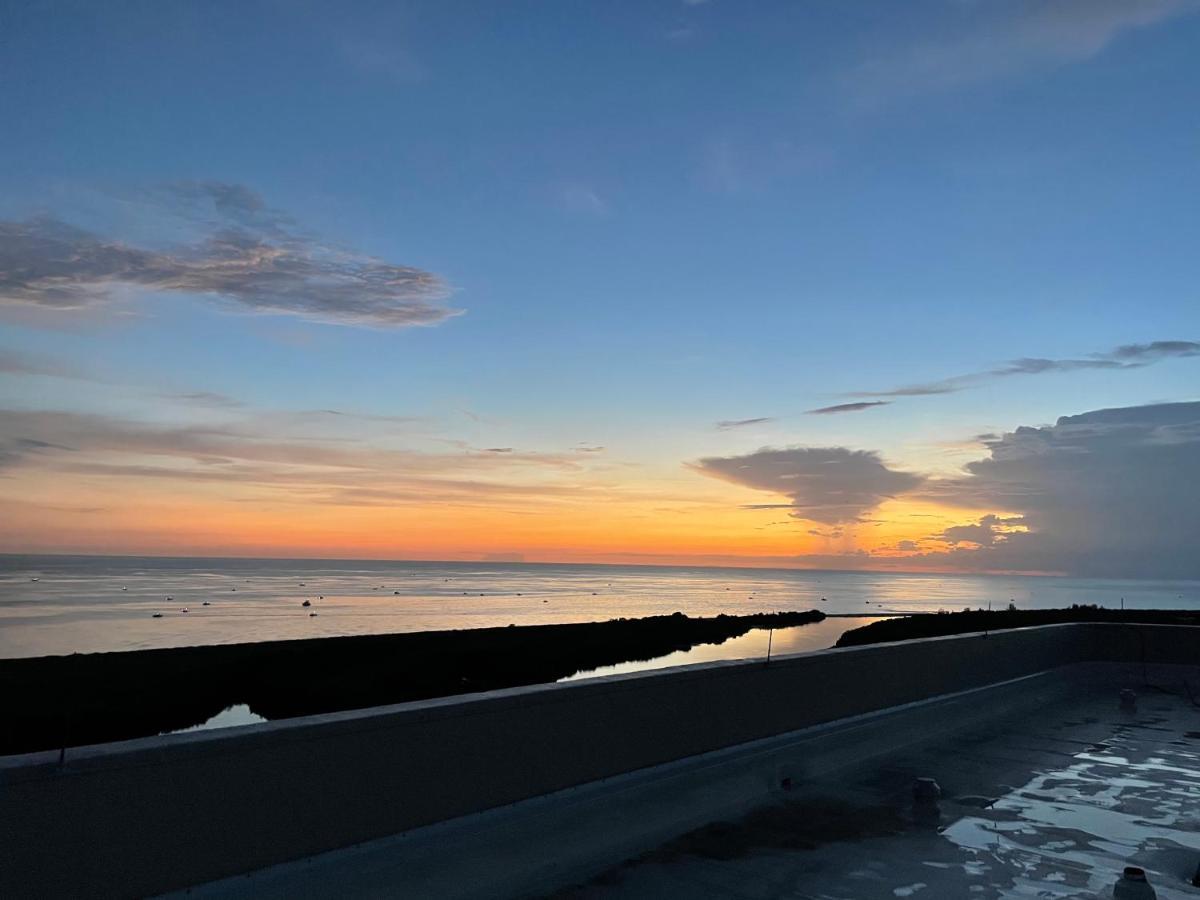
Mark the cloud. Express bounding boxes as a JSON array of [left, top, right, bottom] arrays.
[[850, 382, 964, 398], [716, 417, 775, 430], [338, 37, 427, 84], [163, 391, 245, 408], [694, 446, 923, 524], [848, 0, 1197, 105], [807, 401, 890, 415], [0, 348, 83, 379], [925, 401, 1200, 577], [1106, 340, 1200, 362], [935, 514, 1025, 547], [694, 400, 1200, 578], [808, 527, 845, 539], [0, 183, 457, 328], [559, 184, 608, 216], [696, 137, 832, 195], [0, 407, 635, 512], [666, 25, 697, 42], [849, 339, 1199, 398]]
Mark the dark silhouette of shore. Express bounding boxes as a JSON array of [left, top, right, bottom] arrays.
[[1, 610, 823, 755], [835, 605, 1200, 648]]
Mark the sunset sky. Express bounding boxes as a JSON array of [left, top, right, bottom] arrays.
[[1, 1, 1198, 577]]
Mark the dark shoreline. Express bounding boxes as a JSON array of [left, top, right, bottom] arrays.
[[835, 606, 1200, 647], [0, 610, 823, 756]]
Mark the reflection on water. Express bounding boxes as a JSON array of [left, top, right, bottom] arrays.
[[2, 554, 1197, 658], [940, 713, 1200, 897], [561, 617, 885, 681], [167, 704, 266, 734]]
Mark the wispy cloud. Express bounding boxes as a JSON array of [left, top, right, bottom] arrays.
[[847, 0, 1197, 106], [162, 391, 245, 408], [848, 340, 1199, 399], [807, 401, 890, 415], [696, 137, 832, 195], [0, 183, 458, 328], [716, 417, 775, 431], [0, 348, 84, 379], [0, 407, 618, 511], [558, 183, 608, 216]]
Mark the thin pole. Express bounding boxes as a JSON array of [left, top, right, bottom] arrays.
[[766, 628, 774, 665]]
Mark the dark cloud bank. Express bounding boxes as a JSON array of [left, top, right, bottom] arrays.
[[697, 401, 1200, 578], [0, 182, 456, 328]]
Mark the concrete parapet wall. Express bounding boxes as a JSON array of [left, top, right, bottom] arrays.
[[1, 623, 1194, 898]]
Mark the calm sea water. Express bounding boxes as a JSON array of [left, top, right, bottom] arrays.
[[3, 555, 1197, 662]]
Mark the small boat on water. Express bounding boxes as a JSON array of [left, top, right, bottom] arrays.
[[302, 599, 311, 607], [202, 601, 211, 606], [152, 612, 163, 618], [180, 607, 189, 613]]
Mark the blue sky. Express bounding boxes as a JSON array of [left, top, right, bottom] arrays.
[[1, 1, 1198, 573]]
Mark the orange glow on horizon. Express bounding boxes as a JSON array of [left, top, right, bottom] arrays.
[[0, 465, 1027, 574]]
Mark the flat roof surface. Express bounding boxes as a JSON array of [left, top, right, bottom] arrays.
[[553, 684, 1200, 899]]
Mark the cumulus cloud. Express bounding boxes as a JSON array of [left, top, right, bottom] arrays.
[[0, 183, 457, 328], [849, 339, 1199, 398], [807, 401, 889, 415], [694, 446, 923, 524], [716, 417, 774, 430], [848, 0, 1197, 105], [694, 400, 1200, 578], [935, 514, 1025, 547], [926, 401, 1200, 577]]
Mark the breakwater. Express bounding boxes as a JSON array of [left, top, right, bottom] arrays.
[[0, 609, 823, 754], [835, 606, 1200, 647]]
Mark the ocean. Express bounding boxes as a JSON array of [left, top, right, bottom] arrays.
[[3, 555, 1197, 665]]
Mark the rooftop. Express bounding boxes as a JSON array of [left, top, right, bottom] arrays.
[[557, 683, 1200, 899]]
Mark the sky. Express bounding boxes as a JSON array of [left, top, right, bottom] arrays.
[[0, 0, 1198, 577]]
